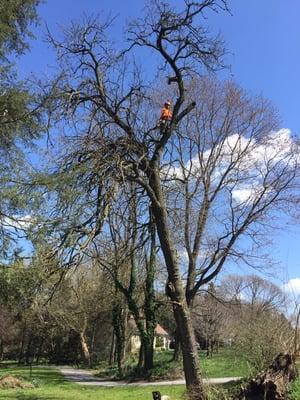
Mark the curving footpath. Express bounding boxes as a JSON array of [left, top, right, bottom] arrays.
[[60, 366, 241, 387]]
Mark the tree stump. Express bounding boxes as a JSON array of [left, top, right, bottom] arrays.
[[237, 353, 298, 400]]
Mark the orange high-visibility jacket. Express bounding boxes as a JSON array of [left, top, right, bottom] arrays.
[[160, 107, 172, 121]]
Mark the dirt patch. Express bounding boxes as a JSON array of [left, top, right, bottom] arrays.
[[0, 375, 34, 389]]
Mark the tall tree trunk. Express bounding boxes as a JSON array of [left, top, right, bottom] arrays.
[[138, 341, 144, 369], [0, 340, 3, 360], [206, 337, 211, 358], [112, 301, 127, 375], [149, 170, 206, 400], [109, 333, 116, 365], [142, 207, 157, 372], [112, 196, 157, 375], [79, 332, 91, 367], [18, 323, 27, 364], [90, 320, 97, 365], [35, 338, 44, 364], [25, 333, 33, 365], [172, 301, 205, 399], [143, 335, 154, 372], [127, 297, 155, 374], [172, 329, 182, 362]]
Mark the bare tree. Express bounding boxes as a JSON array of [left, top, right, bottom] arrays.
[[47, 265, 110, 366], [220, 274, 293, 372], [38, 1, 300, 398], [192, 283, 225, 357], [39, 3, 230, 398], [162, 77, 299, 308]]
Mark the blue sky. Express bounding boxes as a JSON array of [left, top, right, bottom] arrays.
[[22, 0, 300, 134], [18, 0, 300, 289]]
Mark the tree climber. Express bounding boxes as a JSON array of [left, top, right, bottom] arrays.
[[159, 100, 172, 130]]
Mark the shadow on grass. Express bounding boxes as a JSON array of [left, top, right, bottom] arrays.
[[30, 369, 67, 384], [0, 365, 70, 390], [0, 394, 60, 400], [0, 362, 19, 369]]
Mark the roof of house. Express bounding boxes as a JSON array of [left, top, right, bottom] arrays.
[[128, 316, 169, 337], [155, 324, 169, 336]]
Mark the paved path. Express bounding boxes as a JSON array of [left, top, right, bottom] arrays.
[[60, 366, 241, 387]]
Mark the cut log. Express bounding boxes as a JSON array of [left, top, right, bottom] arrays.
[[237, 353, 298, 400]]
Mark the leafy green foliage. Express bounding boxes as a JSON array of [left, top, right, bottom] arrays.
[[0, 0, 39, 59], [0, 0, 42, 258], [0, 78, 41, 147], [0, 259, 46, 311], [0, 0, 41, 144]]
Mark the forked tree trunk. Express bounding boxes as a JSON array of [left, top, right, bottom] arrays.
[[136, 329, 155, 372], [149, 170, 206, 400], [119, 207, 156, 375], [135, 332, 155, 373]]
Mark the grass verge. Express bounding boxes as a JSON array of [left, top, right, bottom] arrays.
[[96, 348, 249, 381], [288, 376, 300, 400], [0, 365, 185, 400]]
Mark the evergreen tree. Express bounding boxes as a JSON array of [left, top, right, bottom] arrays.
[[0, 0, 42, 257]]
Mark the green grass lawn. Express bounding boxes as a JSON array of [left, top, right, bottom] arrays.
[[0, 365, 185, 400], [0, 362, 297, 400], [288, 359, 300, 400], [97, 347, 249, 381], [199, 348, 249, 378], [289, 376, 300, 400]]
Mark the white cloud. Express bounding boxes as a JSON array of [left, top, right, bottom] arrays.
[[0, 215, 32, 230], [282, 278, 300, 296], [163, 128, 298, 205], [231, 188, 254, 203], [217, 129, 297, 198]]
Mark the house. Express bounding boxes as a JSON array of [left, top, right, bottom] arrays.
[[129, 323, 172, 353], [153, 324, 171, 350]]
